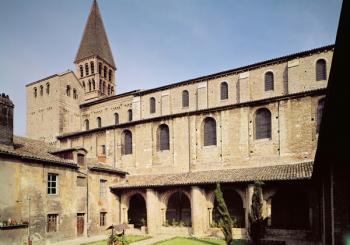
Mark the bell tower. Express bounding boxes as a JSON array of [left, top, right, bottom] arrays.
[[75, 0, 116, 101]]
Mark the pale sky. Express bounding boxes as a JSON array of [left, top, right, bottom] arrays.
[[0, 0, 342, 136]]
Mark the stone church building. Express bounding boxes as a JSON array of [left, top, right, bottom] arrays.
[[0, 1, 335, 244]]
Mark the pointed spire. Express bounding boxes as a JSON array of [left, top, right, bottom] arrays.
[[75, 0, 116, 68]]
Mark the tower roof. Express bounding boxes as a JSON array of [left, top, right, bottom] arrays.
[[74, 0, 116, 68]]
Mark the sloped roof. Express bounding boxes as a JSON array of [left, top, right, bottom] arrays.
[[88, 162, 128, 175], [74, 0, 115, 68], [111, 161, 313, 189], [0, 136, 77, 168]]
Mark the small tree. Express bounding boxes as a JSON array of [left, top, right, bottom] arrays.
[[214, 183, 233, 245], [248, 181, 266, 245]]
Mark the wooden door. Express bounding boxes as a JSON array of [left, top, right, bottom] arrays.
[[77, 214, 84, 236]]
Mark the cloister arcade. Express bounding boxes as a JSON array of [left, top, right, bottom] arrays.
[[115, 182, 314, 237]]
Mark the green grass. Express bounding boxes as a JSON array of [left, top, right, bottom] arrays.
[[153, 237, 247, 245], [82, 235, 151, 245]]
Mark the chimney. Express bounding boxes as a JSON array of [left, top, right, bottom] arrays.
[[0, 93, 14, 146]]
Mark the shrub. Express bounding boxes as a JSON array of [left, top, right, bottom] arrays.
[[214, 183, 233, 245], [248, 181, 267, 245]]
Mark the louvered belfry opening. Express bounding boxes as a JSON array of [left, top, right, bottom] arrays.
[[150, 97, 156, 114], [316, 59, 327, 81], [265, 72, 274, 91], [317, 98, 325, 133], [255, 108, 272, 139], [182, 90, 189, 107], [204, 117, 217, 146], [158, 124, 170, 151], [220, 82, 228, 100], [123, 130, 132, 155]]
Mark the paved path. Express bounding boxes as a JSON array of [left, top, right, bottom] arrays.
[[131, 235, 175, 245], [53, 234, 175, 245], [54, 234, 106, 245]]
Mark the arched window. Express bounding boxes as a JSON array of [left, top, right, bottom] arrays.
[[66, 85, 71, 96], [114, 113, 119, 125], [122, 130, 132, 155], [85, 63, 89, 76], [128, 109, 133, 121], [158, 124, 170, 151], [73, 89, 78, 99], [84, 119, 89, 131], [316, 59, 327, 81], [111, 86, 114, 95], [97, 117, 102, 128], [255, 108, 272, 139], [80, 65, 84, 78], [44, 83, 49, 95], [34, 87, 37, 98], [88, 81, 91, 92], [82, 81, 86, 91], [92, 79, 95, 90], [150, 97, 156, 114], [265, 72, 274, 91], [317, 98, 325, 134], [103, 81, 106, 94], [182, 90, 189, 108], [108, 69, 112, 82], [90, 61, 95, 74], [40, 85, 43, 96], [107, 84, 111, 95], [220, 82, 228, 100], [203, 117, 217, 146], [104, 66, 107, 78], [98, 62, 102, 75]]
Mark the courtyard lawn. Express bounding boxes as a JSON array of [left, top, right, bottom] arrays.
[[82, 235, 151, 245], [153, 237, 247, 245]]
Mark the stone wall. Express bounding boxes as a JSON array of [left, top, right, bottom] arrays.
[[0, 156, 123, 244], [26, 71, 83, 143], [56, 48, 332, 175], [60, 93, 325, 175], [76, 48, 332, 130]]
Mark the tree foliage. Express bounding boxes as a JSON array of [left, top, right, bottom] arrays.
[[248, 181, 266, 245], [214, 183, 233, 245]]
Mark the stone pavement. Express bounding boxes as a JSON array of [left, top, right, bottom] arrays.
[[53, 234, 175, 245], [131, 234, 175, 245], [54, 234, 106, 245]]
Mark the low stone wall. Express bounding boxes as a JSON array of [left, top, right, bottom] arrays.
[[158, 226, 192, 236], [0, 226, 28, 245], [206, 228, 247, 239], [124, 224, 147, 235], [265, 229, 316, 245]]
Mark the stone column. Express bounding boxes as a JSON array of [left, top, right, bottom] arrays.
[[266, 198, 272, 226], [146, 189, 159, 235], [191, 186, 207, 237], [245, 184, 255, 230]]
